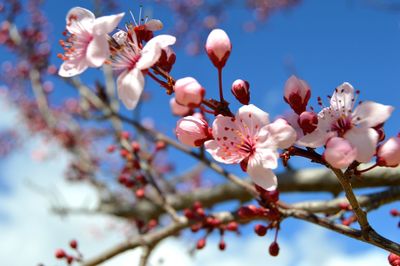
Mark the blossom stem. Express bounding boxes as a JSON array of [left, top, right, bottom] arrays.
[[218, 67, 224, 102], [355, 164, 378, 174]]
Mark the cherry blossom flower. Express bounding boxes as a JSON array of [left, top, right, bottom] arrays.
[[58, 7, 124, 77], [298, 82, 393, 163], [205, 104, 296, 190], [112, 32, 176, 109]]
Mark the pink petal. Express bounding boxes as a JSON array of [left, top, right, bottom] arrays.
[[136, 35, 176, 70], [204, 140, 244, 164], [344, 127, 379, 163], [58, 60, 88, 77], [297, 129, 335, 148], [66, 7, 95, 33], [247, 158, 278, 191], [330, 82, 354, 113], [86, 36, 110, 67], [352, 101, 394, 128], [211, 115, 244, 150], [236, 104, 269, 137], [323, 137, 357, 169], [93, 12, 125, 35], [117, 69, 145, 110], [258, 118, 297, 149]]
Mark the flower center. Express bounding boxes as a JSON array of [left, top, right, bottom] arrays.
[[331, 115, 352, 137]]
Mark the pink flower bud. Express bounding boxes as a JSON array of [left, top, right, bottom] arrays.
[[170, 98, 191, 116], [377, 135, 400, 167], [175, 116, 211, 147], [283, 75, 311, 115], [388, 253, 400, 266], [174, 77, 205, 108], [323, 137, 357, 169], [231, 79, 250, 105], [298, 111, 318, 134], [205, 29, 231, 69]]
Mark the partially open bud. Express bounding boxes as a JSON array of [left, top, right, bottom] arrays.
[[283, 75, 311, 115], [377, 135, 400, 167], [205, 29, 231, 69], [174, 77, 205, 108], [175, 116, 211, 147], [298, 111, 318, 134], [170, 98, 191, 116], [231, 79, 250, 105], [323, 137, 357, 169]]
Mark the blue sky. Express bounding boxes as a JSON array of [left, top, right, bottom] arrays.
[[1, 0, 400, 264]]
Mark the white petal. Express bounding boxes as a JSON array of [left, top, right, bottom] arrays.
[[344, 127, 379, 163], [93, 12, 125, 35], [136, 35, 176, 70], [296, 129, 335, 148], [352, 101, 394, 128], [86, 36, 110, 67], [330, 82, 354, 114], [58, 60, 88, 77], [66, 7, 95, 33], [247, 158, 278, 191], [145, 19, 163, 31], [117, 69, 145, 110], [204, 140, 244, 164], [236, 104, 269, 137]]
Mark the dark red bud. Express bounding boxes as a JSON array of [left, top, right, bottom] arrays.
[[254, 224, 268, 236], [135, 188, 145, 199], [390, 209, 399, 217], [219, 240, 226, 250], [184, 209, 195, 219], [226, 222, 238, 231], [388, 253, 400, 266], [155, 141, 166, 151], [106, 145, 116, 153], [69, 239, 78, 249], [339, 202, 350, 210], [196, 238, 206, 249], [120, 131, 130, 140], [231, 79, 250, 105], [131, 141, 140, 153], [55, 249, 66, 259], [269, 242, 280, 256], [298, 111, 318, 134]]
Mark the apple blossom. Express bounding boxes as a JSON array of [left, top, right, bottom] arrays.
[[377, 135, 400, 167], [205, 29, 231, 69], [174, 77, 205, 107], [205, 104, 296, 191], [112, 33, 176, 109], [58, 7, 124, 77], [231, 79, 250, 105], [323, 137, 357, 169], [298, 82, 393, 163]]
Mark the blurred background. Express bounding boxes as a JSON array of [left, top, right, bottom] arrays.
[[0, 0, 400, 265]]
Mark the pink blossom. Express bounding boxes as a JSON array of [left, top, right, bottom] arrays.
[[377, 135, 400, 167], [298, 82, 393, 163], [176, 116, 211, 147], [174, 77, 205, 107], [113, 33, 176, 109], [231, 79, 250, 105], [323, 137, 357, 169], [58, 7, 124, 77], [170, 97, 191, 116], [283, 75, 311, 115], [205, 104, 296, 191], [205, 29, 231, 69]]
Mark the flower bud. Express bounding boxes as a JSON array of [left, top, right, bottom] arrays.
[[205, 29, 231, 69], [55, 249, 66, 259], [170, 98, 191, 116], [174, 77, 205, 108], [196, 238, 206, 249], [231, 79, 250, 105], [298, 111, 318, 134], [377, 135, 400, 167], [175, 116, 211, 147], [156, 47, 176, 73], [323, 137, 357, 169], [283, 75, 311, 115], [254, 224, 268, 236], [269, 242, 280, 256]]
